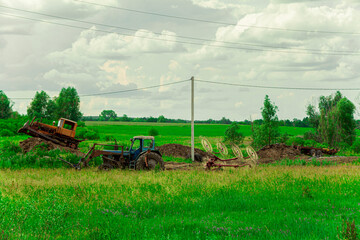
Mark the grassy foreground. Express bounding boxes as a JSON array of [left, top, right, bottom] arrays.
[[1, 166, 360, 239]]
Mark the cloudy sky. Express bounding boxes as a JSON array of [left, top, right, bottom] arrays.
[[1, 0, 360, 120]]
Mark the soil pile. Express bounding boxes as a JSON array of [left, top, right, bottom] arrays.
[[156, 144, 214, 162], [257, 143, 302, 162], [19, 137, 84, 157]]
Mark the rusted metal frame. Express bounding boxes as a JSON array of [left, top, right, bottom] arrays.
[[205, 155, 251, 170], [81, 144, 124, 167], [102, 155, 122, 168], [206, 160, 250, 170], [23, 126, 62, 145], [293, 145, 338, 155], [91, 143, 123, 148], [58, 157, 79, 169]]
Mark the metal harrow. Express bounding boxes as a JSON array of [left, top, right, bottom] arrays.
[[199, 136, 258, 170]]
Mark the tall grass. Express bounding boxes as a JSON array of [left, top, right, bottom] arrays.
[[0, 166, 359, 239]]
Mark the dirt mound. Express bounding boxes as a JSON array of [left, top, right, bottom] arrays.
[[156, 144, 214, 162], [19, 138, 84, 157], [257, 143, 302, 161]]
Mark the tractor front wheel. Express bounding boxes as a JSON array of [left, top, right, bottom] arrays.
[[136, 152, 164, 170]]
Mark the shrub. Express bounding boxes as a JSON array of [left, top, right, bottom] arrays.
[[286, 137, 304, 146], [279, 132, 289, 143], [77, 121, 86, 127], [0, 141, 22, 153], [75, 127, 100, 140], [350, 139, 360, 153], [303, 131, 319, 141], [224, 123, 244, 144], [84, 130, 100, 140], [148, 127, 159, 136], [0, 129, 14, 137]]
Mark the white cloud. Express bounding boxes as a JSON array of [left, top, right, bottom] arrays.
[[191, 0, 258, 17], [3, 0, 360, 120], [49, 27, 185, 61]]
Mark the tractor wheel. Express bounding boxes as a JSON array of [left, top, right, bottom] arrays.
[[136, 152, 164, 171]]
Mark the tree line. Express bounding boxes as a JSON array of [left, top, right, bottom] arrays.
[[85, 110, 314, 127], [0, 88, 358, 148], [224, 91, 357, 149], [0, 87, 82, 121]]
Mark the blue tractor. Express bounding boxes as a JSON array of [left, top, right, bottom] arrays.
[[74, 136, 164, 170]]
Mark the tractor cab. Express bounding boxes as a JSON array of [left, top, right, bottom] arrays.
[[130, 136, 155, 159], [56, 118, 77, 138]]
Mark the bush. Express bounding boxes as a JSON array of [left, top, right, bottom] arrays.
[[0, 141, 22, 153], [84, 130, 100, 140], [224, 123, 244, 144], [75, 127, 100, 140], [0, 129, 14, 137], [350, 139, 360, 153], [148, 127, 159, 136], [77, 121, 86, 127], [304, 131, 320, 141], [279, 133, 289, 144], [286, 137, 304, 146]]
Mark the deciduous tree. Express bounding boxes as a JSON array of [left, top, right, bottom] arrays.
[[27, 91, 50, 119], [100, 110, 117, 121], [0, 90, 12, 119], [224, 123, 244, 144], [306, 91, 356, 147], [55, 87, 82, 121], [253, 95, 279, 147]]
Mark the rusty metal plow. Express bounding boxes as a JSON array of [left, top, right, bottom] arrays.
[[199, 136, 258, 171]]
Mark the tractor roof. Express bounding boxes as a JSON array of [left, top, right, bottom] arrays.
[[133, 136, 154, 140], [59, 118, 77, 124]]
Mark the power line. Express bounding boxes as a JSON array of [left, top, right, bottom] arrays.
[[9, 79, 190, 100], [80, 79, 190, 97], [195, 79, 360, 91], [0, 5, 357, 55], [1, 12, 359, 56], [74, 0, 360, 35]]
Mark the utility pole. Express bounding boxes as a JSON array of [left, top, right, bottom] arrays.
[[191, 76, 195, 162]]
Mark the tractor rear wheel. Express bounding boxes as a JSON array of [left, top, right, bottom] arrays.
[[136, 152, 164, 170]]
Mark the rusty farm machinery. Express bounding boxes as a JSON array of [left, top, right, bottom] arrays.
[[199, 136, 258, 170], [18, 117, 83, 149], [18, 118, 164, 171]]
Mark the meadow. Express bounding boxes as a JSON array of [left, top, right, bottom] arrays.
[[1, 166, 360, 239], [83, 122, 314, 149], [0, 122, 360, 239]]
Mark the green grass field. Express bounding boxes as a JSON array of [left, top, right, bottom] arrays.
[[1, 166, 360, 239], [1, 122, 360, 239], [82, 122, 313, 150]]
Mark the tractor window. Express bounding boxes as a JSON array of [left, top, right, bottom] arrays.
[[131, 139, 141, 150], [63, 122, 75, 130], [58, 119, 64, 127], [63, 123, 73, 130], [143, 139, 153, 149]]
